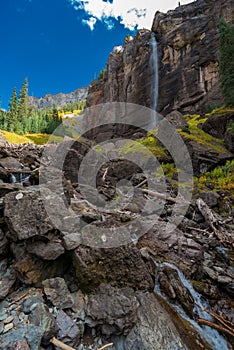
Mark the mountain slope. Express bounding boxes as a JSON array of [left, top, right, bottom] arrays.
[[28, 86, 88, 109]]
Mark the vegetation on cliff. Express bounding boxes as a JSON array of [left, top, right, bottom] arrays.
[[219, 18, 234, 106]]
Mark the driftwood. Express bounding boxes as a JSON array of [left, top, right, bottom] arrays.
[[50, 337, 76, 350], [142, 188, 188, 204], [196, 198, 234, 247], [50, 337, 113, 350], [197, 318, 234, 337], [98, 343, 114, 350]]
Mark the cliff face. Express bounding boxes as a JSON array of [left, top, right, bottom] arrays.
[[87, 0, 234, 115], [28, 87, 88, 109]]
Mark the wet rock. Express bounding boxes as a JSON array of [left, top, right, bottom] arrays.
[[0, 260, 16, 299], [42, 277, 74, 309], [56, 310, 80, 348], [137, 221, 203, 277], [121, 292, 209, 350], [85, 284, 138, 335], [73, 244, 154, 293], [29, 303, 58, 345], [0, 324, 43, 350], [158, 266, 194, 318]]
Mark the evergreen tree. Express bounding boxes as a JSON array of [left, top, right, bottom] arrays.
[[8, 87, 18, 131], [219, 18, 234, 106], [17, 78, 29, 132]]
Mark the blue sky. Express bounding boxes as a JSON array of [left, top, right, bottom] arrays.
[[0, 0, 191, 109]]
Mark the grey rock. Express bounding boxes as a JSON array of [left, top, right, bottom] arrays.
[[166, 110, 188, 129], [0, 157, 22, 170], [0, 324, 43, 350], [42, 277, 74, 309], [26, 241, 64, 260], [22, 296, 43, 314], [28, 87, 88, 109], [62, 233, 82, 250], [4, 191, 54, 240], [196, 191, 220, 208], [0, 260, 16, 299], [29, 303, 59, 345], [85, 284, 138, 335], [0, 184, 22, 198], [56, 310, 80, 348]]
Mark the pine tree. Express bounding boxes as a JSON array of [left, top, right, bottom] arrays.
[[17, 78, 29, 133], [8, 87, 18, 131], [219, 18, 234, 106]]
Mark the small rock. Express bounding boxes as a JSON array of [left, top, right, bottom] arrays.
[[22, 296, 43, 314], [3, 315, 14, 324], [3, 322, 13, 333], [62, 233, 82, 250], [12, 340, 30, 350]]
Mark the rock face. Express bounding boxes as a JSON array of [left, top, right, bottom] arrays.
[[28, 87, 88, 109], [87, 0, 233, 115]]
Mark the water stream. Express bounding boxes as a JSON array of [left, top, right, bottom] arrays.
[[10, 173, 31, 185], [154, 262, 229, 350], [149, 33, 159, 114]]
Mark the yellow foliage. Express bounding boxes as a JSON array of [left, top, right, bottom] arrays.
[[0, 130, 62, 145]]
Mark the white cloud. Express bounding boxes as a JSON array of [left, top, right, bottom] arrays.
[[69, 0, 192, 31]]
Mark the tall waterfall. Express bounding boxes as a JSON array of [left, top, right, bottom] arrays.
[[149, 33, 159, 114]]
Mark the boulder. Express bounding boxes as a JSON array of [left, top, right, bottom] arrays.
[[0, 157, 22, 170], [4, 191, 54, 240], [165, 111, 188, 129], [0, 324, 43, 350], [85, 284, 138, 335], [73, 244, 154, 293], [42, 277, 74, 309], [55, 310, 80, 348], [224, 129, 234, 152], [28, 303, 58, 345]]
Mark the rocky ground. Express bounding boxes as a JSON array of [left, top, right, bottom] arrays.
[[0, 109, 233, 350]]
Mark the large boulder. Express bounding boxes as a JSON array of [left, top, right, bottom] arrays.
[[72, 244, 154, 293]]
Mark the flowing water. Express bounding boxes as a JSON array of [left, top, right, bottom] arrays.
[[154, 262, 229, 350], [149, 33, 159, 114], [10, 172, 30, 185]]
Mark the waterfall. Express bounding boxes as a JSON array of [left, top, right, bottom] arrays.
[[154, 262, 229, 350], [10, 172, 30, 185], [149, 33, 159, 114]]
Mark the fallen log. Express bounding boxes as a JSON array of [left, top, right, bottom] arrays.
[[50, 337, 76, 350], [197, 318, 234, 337], [98, 343, 114, 350]]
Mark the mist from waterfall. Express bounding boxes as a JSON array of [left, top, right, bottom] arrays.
[[149, 33, 159, 117]]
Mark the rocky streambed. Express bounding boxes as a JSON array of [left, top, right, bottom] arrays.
[[0, 134, 233, 350]]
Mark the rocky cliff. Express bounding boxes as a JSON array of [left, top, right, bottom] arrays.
[[87, 0, 234, 115], [28, 86, 88, 109]]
